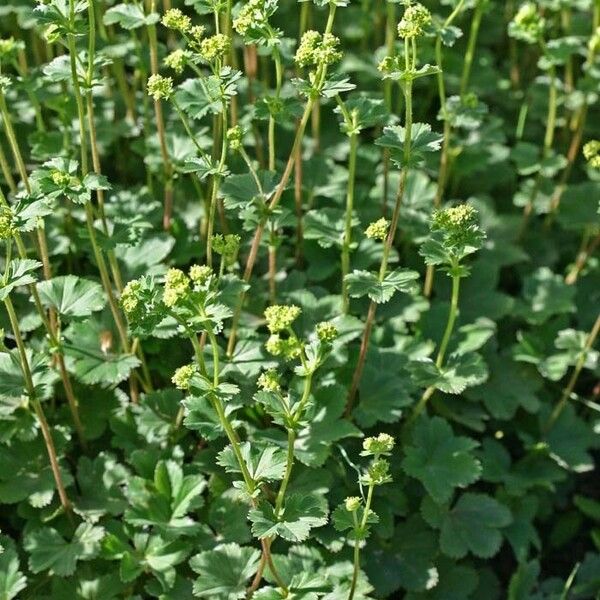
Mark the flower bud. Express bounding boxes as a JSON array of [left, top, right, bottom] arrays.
[[189, 264, 213, 285], [164, 49, 188, 74], [199, 34, 230, 62], [345, 496, 361, 512]]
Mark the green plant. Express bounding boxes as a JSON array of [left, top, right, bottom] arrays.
[[0, 0, 599, 598]]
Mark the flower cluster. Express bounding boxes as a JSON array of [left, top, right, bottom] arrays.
[[227, 126, 243, 152], [265, 333, 302, 360], [361, 433, 395, 456], [0, 206, 15, 241], [50, 169, 74, 188], [316, 321, 338, 343], [583, 140, 600, 169], [233, 0, 271, 38], [294, 31, 342, 68], [163, 268, 191, 307], [172, 363, 196, 390], [164, 49, 188, 74], [189, 264, 213, 285], [0, 37, 18, 59], [397, 3, 431, 39], [509, 2, 544, 44], [147, 74, 173, 100], [365, 218, 389, 241], [199, 34, 230, 63], [257, 369, 281, 392], [212, 233, 241, 265], [162, 8, 191, 33], [264, 304, 301, 333]]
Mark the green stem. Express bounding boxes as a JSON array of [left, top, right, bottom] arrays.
[[411, 271, 461, 421], [544, 313, 600, 432], [347, 483, 374, 600], [3, 295, 73, 518], [460, 0, 484, 99], [341, 128, 358, 313]]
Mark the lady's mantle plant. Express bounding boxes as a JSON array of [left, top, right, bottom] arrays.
[[0, 0, 598, 598]]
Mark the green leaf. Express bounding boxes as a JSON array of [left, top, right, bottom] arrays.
[[36, 275, 106, 318], [0, 536, 27, 599], [63, 320, 141, 386], [249, 493, 328, 542], [376, 123, 442, 167], [518, 267, 575, 325], [25, 523, 105, 577], [217, 442, 287, 484], [175, 77, 225, 120], [411, 352, 488, 394], [345, 268, 419, 303], [0, 259, 41, 301], [103, 3, 159, 29], [402, 417, 481, 504], [190, 543, 260, 599], [424, 493, 512, 559]]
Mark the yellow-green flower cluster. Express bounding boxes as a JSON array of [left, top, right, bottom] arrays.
[[0, 37, 17, 58], [233, 0, 263, 36], [367, 458, 392, 485], [583, 140, 600, 169], [589, 27, 600, 54], [199, 34, 230, 63], [121, 279, 143, 315], [0, 75, 11, 93], [397, 3, 431, 39], [213, 233, 241, 264], [365, 218, 389, 241], [189, 264, 213, 285], [510, 2, 544, 44], [147, 74, 173, 100], [316, 321, 338, 343], [265, 334, 302, 360], [264, 304, 301, 333], [362, 433, 395, 456], [0, 207, 15, 241], [162, 8, 191, 32], [257, 369, 281, 392], [163, 268, 190, 307], [227, 126, 243, 151], [432, 204, 477, 232], [172, 363, 196, 390], [164, 49, 188, 74], [50, 169, 74, 188], [294, 31, 342, 68], [344, 496, 361, 512]]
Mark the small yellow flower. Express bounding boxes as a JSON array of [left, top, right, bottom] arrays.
[[162, 8, 191, 33], [172, 363, 196, 390], [147, 74, 173, 100], [365, 218, 389, 241]]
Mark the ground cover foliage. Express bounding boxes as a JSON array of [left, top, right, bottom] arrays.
[[0, 0, 599, 597]]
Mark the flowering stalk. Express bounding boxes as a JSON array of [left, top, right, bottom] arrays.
[[347, 5, 427, 411], [341, 434, 395, 600], [146, 0, 174, 230], [409, 204, 484, 422], [65, 0, 137, 402], [226, 4, 340, 356], [423, 0, 467, 297]]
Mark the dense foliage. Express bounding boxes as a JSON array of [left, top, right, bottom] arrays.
[[0, 0, 599, 597]]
